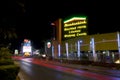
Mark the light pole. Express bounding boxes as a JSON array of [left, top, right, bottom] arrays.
[[65, 42, 69, 59], [52, 45, 54, 58], [58, 44, 61, 58], [90, 38, 96, 62], [117, 32, 120, 63], [77, 40, 82, 60]]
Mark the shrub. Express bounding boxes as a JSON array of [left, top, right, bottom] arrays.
[[0, 64, 20, 80], [0, 59, 14, 65], [0, 47, 20, 80], [0, 47, 14, 65], [0, 47, 12, 60]]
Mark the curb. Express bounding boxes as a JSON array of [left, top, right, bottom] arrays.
[[18, 72, 24, 80]]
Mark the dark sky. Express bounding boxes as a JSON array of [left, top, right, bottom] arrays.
[[1, 0, 120, 49]]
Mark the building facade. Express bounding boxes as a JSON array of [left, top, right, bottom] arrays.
[[51, 17, 120, 63]]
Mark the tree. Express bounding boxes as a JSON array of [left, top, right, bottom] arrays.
[[0, 27, 17, 48]]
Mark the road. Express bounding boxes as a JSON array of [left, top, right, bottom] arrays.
[[13, 56, 120, 80]]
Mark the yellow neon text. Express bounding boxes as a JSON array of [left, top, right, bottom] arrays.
[[77, 25, 86, 29], [69, 30, 81, 33], [76, 33, 87, 36], [64, 20, 86, 27], [64, 34, 75, 38], [64, 27, 76, 31]]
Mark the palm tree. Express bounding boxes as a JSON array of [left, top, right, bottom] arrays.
[[0, 27, 17, 48]]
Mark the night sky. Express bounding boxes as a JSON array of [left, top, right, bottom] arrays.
[[1, 0, 120, 49]]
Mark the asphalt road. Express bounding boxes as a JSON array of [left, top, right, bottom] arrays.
[[18, 60, 94, 80], [13, 56, 120, 80]]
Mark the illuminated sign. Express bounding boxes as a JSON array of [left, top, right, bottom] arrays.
[[23, 39, 31, 46], [63, 16, 87, 39], [23, 46, 32, 52], [14, 49, 18, 55], [22, 39, 32, 53], [47, 42, 51, 48]]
